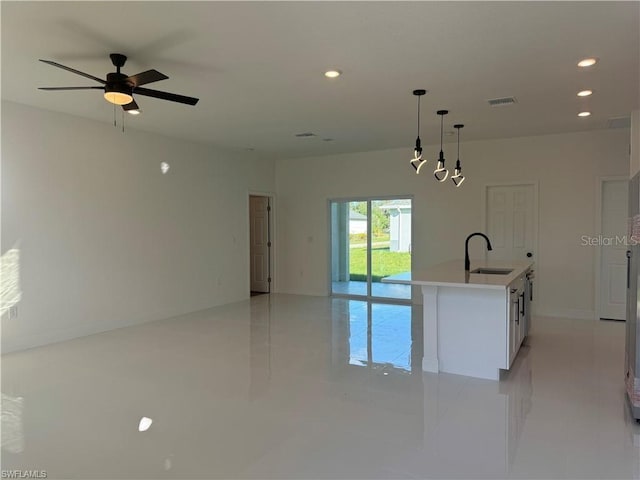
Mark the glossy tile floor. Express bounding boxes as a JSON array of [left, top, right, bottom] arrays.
[[2, 294, 640, 479]]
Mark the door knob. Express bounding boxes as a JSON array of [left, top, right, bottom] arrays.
[[526, 252, 533, 258]]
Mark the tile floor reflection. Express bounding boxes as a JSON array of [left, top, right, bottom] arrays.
[[332, 301, 419, 373], [1, 294, 640, 478]]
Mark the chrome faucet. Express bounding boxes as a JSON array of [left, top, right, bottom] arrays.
[[465, 232, 493, 271]]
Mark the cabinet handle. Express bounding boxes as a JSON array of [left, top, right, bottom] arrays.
[[520, 291, 525, 318], [516, 296, 520, 325]]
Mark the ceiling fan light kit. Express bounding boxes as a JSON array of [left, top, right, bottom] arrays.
[[38, 53, 199, 119], [104, 89, 133, 106]]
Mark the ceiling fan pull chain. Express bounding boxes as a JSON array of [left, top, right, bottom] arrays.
[[122, 109, 125, 133], [113, 103, 116, 128]]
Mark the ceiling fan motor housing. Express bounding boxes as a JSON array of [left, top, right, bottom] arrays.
[[104, 72, 133, 104], [105, 54, 133, 101], [105, 72, 133, 94]]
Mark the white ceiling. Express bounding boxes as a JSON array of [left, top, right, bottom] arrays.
[[2, 1, 638, 159]]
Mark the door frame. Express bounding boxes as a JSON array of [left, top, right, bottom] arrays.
[[481, 181, 540, 305], [327, 194, 414, 305], [595, 176, 629, 321], [248, 191, 276, 295]]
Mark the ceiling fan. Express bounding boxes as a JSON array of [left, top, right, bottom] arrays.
[[38, 53, 199, 113]]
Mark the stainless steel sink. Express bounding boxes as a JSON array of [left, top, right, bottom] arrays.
[[470, 267, 513, 275]]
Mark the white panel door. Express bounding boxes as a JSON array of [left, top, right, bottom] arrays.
[[599, 180, 628, 320], [486, 185, 536, 262], [250, 196, 270, 293]]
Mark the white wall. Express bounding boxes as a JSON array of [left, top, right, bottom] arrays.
[[275, 129, 630, 319], [1, 101, 275, 352]]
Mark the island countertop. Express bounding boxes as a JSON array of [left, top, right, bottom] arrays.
[[382, 260, 534, 290]]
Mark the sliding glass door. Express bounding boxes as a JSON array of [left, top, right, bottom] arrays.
[[330, 200, 368, 296], [330, 197, 412, 302]]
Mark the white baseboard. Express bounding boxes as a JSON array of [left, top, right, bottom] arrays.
[[422, 357, 439, 373], [1, 296, 248, 354], [1, 316, 152, 354], [534, 307, 596, 320]]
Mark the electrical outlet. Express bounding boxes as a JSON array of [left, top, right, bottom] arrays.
[[8, 305, 18, 320]]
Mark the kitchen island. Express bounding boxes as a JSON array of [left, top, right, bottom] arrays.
[[384, 260, 534, 380]]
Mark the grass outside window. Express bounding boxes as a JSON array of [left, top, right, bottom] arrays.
[[349, 247, 410, 282]]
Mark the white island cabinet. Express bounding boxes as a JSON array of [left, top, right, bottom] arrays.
[[383, 260, 534, 380]]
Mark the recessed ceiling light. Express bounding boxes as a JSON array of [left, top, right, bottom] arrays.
[[578, 58, 598, 68], [578, 111, 591, 117], [324, 70, 342, 78], [577, 90, 593, 97], [127, 109, 140, 115]]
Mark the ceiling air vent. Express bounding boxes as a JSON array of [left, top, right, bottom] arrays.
[[295, 132, 316, 137], [607, 116, 631, 129], [487, 96, 518, 107]]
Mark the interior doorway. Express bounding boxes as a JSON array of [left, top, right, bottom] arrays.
[[249, 194, 272, 296], [598, 178, 628, 321]]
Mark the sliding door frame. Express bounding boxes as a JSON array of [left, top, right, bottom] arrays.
[[328, 194, 413, 305]]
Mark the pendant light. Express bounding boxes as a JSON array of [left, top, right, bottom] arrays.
[[410, 89, 428, 173], [434, 110, 449, 181], [451, 124, 465, 187]]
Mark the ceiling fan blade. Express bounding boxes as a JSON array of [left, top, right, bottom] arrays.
[[39, 59, 106, 84], [134, 87, 199, 106], [122, 100, 139, 111], [38, 86, 104, 91], [126, 69, 168, 87]]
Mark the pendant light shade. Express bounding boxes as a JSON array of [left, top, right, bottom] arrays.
[[451, 124, 465, 187], [434, 110, 449, 182], [410, 89, 428, 173]]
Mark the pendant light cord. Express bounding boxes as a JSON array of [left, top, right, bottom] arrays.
[[440, 113, 444, 151], [417, 95, 421, 137]]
